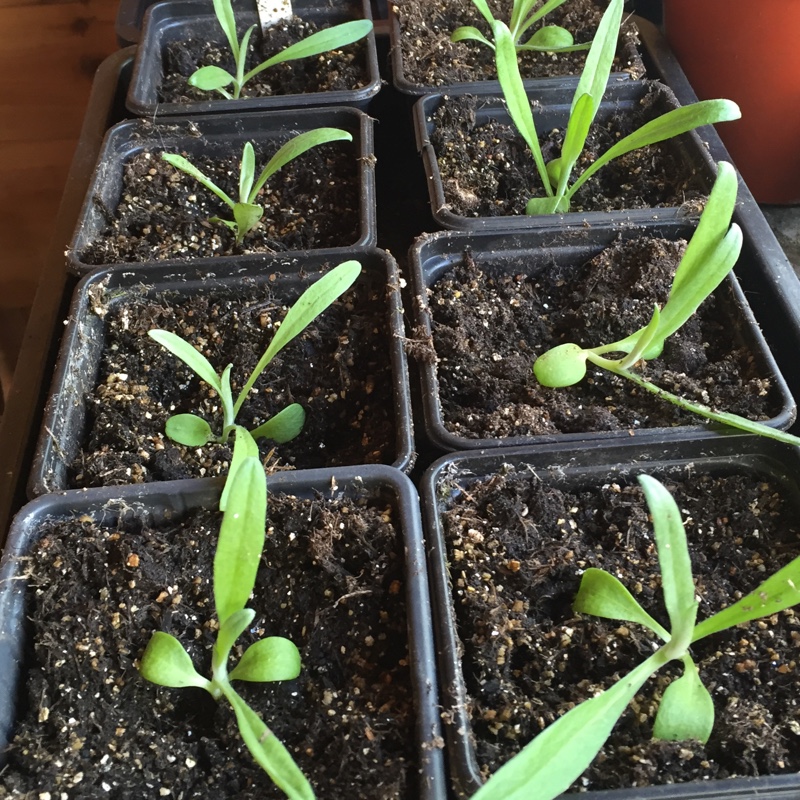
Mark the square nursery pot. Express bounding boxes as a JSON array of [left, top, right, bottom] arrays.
[[413, 80, 722, 232], [0, 465, 446, 798], [420, 435, 800, 799], [29, 247, 414, 496], [127, 0, 381, 116], [387, 0, 645, 98], [66, 107, 376, 275], [408, 223, 796, 453]]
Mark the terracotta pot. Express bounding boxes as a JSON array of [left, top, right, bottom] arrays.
[[663, 0, 800, 204]]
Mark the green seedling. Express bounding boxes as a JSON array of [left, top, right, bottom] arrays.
[[473, 472, 800, 800], [491, 0, 740, 214], [162, 127, 352, 244], [148, 259, 361, 451], [190, 0, 372, 100], [140, 430, 314, 799], [452, 0, 590, 55], [533, 160, 800, 448]]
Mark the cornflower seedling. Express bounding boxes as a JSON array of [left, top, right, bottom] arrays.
[[190, 0, 372, 100], [473, 472, 800, 800], [162, 127, 352, 244], [492, 0, 740, 214], [533, 160, 800, 447], [140, 429, 314, 799], [148, 259, 361, 452], [452, 0, 590, 56]]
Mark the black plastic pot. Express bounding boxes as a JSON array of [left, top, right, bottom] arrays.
[[0, 465, 446, 798], [66, 106, 376, 275], [420, 435, 800, 798], [408, 223, 796, 453], [29, 246, 414, 496], [127, 0, 380, 116], [413, 80, 721, 232], [387, 2, 644, 98]]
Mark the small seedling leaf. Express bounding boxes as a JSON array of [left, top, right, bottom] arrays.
[[470, 0, 495, 27], [162, 153, 236, 209], [230, 637, 302, 683], [573, 568, 668, 641], [232, 202, 264, 242], [652, 657, 714, 743], [451, 25, 494, 47], [165, 413, 214, 447], [523, 24, 574, 50], [572, 0, 622, 117], [140, 632, 211, 690], [239, 143, 256, 203], [250, 403, 306, 444], [556, 91, 594, 197], [526, 195, 564, 214], [212, 0, 240, 60], [188, 65, 236, 92], [533, 342, 587, 387], [220, 426, 260, 512], [515, 0, 569, 38], [618, 305, 660, 369], [149, 330, 224, 392], [214, 608, 256, 675]]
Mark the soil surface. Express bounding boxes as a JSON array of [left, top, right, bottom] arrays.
[[0, 488, 420, 798], [160, 15, 371, 102], [78, 130, 360, 266], [66, 269, 397, 488], [394, 0, 644, 88], [428, 84, 708, 218], [421, 236, 781, 439], [439, 466, 800, 790]]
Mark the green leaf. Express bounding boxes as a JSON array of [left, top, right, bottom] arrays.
[[233, 261, 361, 416], [188, 65, 236, 93], [148, 329, 224, 392], [250, 403, 306, 444], [617, 305, 660, 369], [514, 0, 568, 38], [239, 142, 256, 203], [493, 19, 551, 195], [638, 474, 697, 658], [213, 608, 256, 677], [521, 25, 574, 50], [472, 651, 665, 800], [653, 656, 714, 743], [230, 637, 302, 683], [244, 20, 373, 83], [212, 0, 240, 60], [533, 342, 587, 387], [693, 551, 800, 642], [469, 0, 495, 27], [451, 25, 494, 48], [248, 128, 353, 202], [165, 413, 214, 447], [525, 195, 565, 214], [232, 202, 264, 242], [573, 568, 668, 641], [554, 91, 593, 198], [139, 632, 211, 690], [214, 456, 267, 624], [220, 426, 260, 512], [161, 153, 236, 209]]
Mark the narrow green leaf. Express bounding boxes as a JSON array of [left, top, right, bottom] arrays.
[[693, 552, 800, 642], [555, 91, 593, 199], [470, 0, 495, 27], [219, 364, 236, 435], [638, 475, 697, 657], [235, 25, 257, 97], [250, 403, 306, 444], [233, 261, 361, 416], [212, 0, 240, 60], [230, 637, 302, 683], [221, 684, 315, 800], [515, 0, 568, 39], [472, 651, 665, 800], [525, 195, 563, 215], [148, 329, 223, 392], [522, 25, 574, 50], [249, 128, 353, 202], [214, 456, 267, 624], [617, 305, 660, 369], [533, 342, 587, 387], [161, 153, 236, 209], [188, 65, 236, 93], [232, 202, 264, 242], [493, 20, 551, 195], [244, 20, 373, 83], [451, 25, 494, 48], [573, 568, 668, 641], [239, 143, 256, 203], [139, 632, 211, 690], [210, 216, 237, 231], [653, 656, 714, 743], [213, 608, 256, 676], [165, 413, 214, 447], [220, 426, 261, 512]]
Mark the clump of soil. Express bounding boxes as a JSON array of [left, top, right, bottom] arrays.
[[0, 489, 419, 798], [160, 15, 371, 102], [394, 0, 644, 88], [78, 133, 360, 266], [439, 466, 800, 789], [422, 236, 780, 439], [67, 270, 397, 487], [429, 85, 707, 217]]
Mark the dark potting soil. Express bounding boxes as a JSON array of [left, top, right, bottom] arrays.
[[160, 16, 371, 103], [0, 490, 418, 798], [429, 85, 708, 217], [78, 135, 360, 266], [68, 270, 395, 487], [422, 236, 779, 439], [439, 466, 800, 789], [394, 0, 644, 88]]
